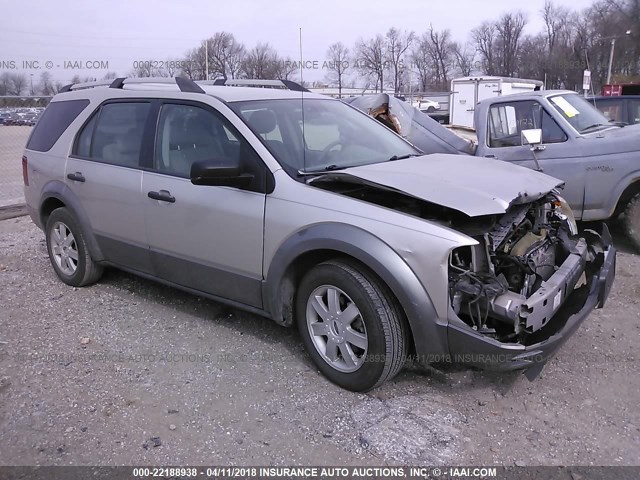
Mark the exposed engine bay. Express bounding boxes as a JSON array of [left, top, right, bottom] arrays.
[[447, 195, 608, 345], [311, 175, 607, 346]]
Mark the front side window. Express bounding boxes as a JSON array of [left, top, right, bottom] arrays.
[[230, 98, 418, 174], [154, 103, 256, 178], [596, 100, 623, 123], [73, 102, 150, 168], [488, 100, 567, 148]]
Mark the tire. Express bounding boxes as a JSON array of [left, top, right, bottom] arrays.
[[427, 106, 435, 113], [45, 207, 103, 287], [622, 193, 640, 252], [296, 260, 408, 392]]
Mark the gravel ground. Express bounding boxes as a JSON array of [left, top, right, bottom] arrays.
[[0, 216, 638, 467]]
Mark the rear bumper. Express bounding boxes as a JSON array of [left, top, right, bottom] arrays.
[[446, 223, 616, 377]]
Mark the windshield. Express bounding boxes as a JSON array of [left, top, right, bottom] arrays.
[[229, 98, 419, 175], [548, 93, 614, 134]]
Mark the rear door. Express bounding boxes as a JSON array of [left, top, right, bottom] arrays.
[[451, 81, 477, 128], [141, 100, 268, 308], [66, 100, 154, 272]]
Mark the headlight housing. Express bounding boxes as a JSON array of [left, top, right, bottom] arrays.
[[553, 193, 578, 235]]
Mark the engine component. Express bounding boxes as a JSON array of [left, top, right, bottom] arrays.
[[449, 194, 584, 341]]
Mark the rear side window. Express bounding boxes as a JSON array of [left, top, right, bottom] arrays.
[[26, 99, 89, 152], [73, 102, 150, 168]]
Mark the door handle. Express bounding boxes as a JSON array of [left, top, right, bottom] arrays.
[[67, 172, 85, 182], [484, 154, 496, 158], [147, 190, 176, 203]]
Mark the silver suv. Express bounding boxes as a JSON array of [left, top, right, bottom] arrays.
[[23, 77, 616, 391]]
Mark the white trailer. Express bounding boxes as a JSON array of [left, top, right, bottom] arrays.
[[449, 76, 544, 129]]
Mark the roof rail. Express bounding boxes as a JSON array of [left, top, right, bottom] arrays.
[[203, 78, 309, 92], [60, 80, 113, 93], [59, 76, 205, 94]]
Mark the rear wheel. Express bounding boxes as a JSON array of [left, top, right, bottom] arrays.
[[45, 207, 103, 287], [622, 193, 640, 252], [296, 260, 407, 392]]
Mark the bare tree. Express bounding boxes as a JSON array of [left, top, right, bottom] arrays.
[[38, 72, 55, 96], [206, 32, 246, 79], [472, 22, 498, 75], [9, 73, 27, 95], [240, 43, 288, 79], [385, 27, 415, 93], [452, 41, 476, 77], [274, 56, 298, 80], [410, 39, 431, 91], [472, 12, 527, 77], [427, 26, 454, 90], [180, 46, 207, 80], [355, 35, 386, 92], [130, 63, 171, 78], [495, 12, 528, 76], [325, 42, 350, 97]]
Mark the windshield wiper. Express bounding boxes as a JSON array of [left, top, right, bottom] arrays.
[[297, 164, 348, 176], [580, 123, 607, 133], [388, 153, 420, 161]]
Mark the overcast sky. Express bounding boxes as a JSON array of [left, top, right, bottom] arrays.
[[1, 0, 594, 85]]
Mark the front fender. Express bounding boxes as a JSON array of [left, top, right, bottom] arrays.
[[264, 222, 450, 357], [40, 180, 104, 262]]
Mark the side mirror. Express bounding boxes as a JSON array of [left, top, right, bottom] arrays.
[[521, 128, 543, 147], [190, 161, 254, 188]]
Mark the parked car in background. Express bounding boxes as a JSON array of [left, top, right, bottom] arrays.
[[412, 98, 441, 113], [589, 95, 640, 126], [23, 77, 615, 391], [0, 112, 10, 125], [349, 91, 640, 251], [3, 112, 22, 125]]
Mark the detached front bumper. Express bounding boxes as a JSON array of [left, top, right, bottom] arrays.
[[446, 223, 616, 378]]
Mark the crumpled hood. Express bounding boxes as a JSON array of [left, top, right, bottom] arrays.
[[321, 154, 564, 217]]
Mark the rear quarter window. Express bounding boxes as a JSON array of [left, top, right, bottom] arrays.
[[26, 99, 90, 152]]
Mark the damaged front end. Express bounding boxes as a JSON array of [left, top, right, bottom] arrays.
[[447, 193, 616, 376], [308, 157, 615, 377]]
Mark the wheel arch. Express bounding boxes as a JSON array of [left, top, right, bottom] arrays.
[[613, 177, 640, 216], [263, 223, 450, 357], [39, 180, 105, 262]]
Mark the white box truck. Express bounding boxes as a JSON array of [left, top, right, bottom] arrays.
[[449, 76, 543, 128]]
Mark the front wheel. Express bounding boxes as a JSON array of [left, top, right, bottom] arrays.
[[296, 260, 408, 392], [622, 193, 640, 252], [45, 207, 103, 287]]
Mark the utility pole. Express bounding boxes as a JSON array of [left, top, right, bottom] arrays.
[[605, 30, 631, 85], [606, 38, 616, 85]]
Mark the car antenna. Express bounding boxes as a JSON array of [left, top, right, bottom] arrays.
[[299, 27, 307, 175]]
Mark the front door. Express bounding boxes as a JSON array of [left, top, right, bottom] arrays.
[[141, 101, 267, 308]]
